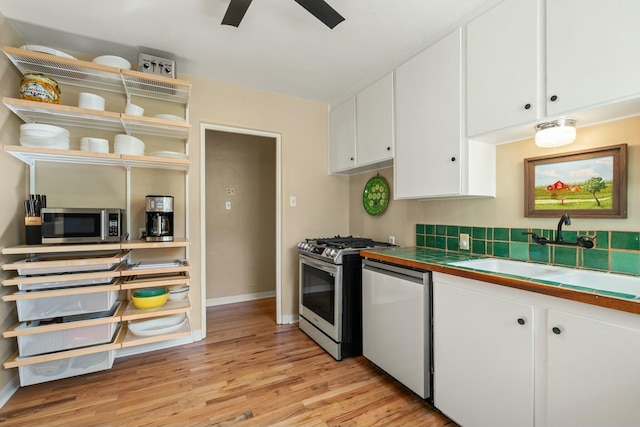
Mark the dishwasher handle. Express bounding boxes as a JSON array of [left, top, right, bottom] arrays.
[[362, 259, 429, 285]]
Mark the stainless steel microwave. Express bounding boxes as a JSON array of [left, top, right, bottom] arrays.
[[41, 208, 126, 244]]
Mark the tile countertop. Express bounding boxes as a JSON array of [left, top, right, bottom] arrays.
[[360, 247, 640, 315]]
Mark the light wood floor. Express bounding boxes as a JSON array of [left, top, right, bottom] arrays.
[[0, 298, 456, 426]]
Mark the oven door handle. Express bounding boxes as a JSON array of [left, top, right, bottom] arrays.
[[300, 255, 337, 276]]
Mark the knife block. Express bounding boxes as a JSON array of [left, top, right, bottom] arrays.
[[25, 216, 42, 245]]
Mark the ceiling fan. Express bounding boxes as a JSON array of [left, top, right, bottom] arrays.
[[222, 0, 345, 29]]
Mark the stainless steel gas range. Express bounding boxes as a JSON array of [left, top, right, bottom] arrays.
[[297, 236, 395, 360]]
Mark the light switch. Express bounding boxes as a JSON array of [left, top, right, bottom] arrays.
[[290, 196, 297, 207], [225, 201, 231, 210]]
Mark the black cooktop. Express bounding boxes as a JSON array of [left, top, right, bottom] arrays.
[[313, 235, 395, 249]]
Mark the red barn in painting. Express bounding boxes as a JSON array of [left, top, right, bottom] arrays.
[[547, 180, 569, 191]]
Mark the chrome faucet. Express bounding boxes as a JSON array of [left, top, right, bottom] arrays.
[[555, 214, 571, 243]]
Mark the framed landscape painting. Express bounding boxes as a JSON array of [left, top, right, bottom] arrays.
[[524, 144, 627, 218]]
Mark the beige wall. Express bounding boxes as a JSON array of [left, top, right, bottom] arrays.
[[0, 13, 27, 396], [350, 116, 640, 245], [185, 74, 350, 323], [204, 130, 276, 301]]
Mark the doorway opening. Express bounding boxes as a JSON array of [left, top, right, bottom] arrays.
[[200, 124, 282, 330]]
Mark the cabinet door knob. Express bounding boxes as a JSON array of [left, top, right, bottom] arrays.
[[387, 146, 391, 151], [517, 318, 526, 325], [524, 103, 531, 110], [350, 157, 354, 161], [552, 326, 562, 335], [450, 157, 456, 162], [550, 95, 558, 102]]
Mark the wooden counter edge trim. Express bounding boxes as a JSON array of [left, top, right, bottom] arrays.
[[360, 250, 640, 316]]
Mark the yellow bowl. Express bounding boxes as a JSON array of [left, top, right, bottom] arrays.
[[131, 292, 169, 310]]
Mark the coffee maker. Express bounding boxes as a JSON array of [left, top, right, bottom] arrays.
[[145, 195, 174, 242]]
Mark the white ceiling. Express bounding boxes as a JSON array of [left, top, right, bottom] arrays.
[[0, 0, 499, 105]]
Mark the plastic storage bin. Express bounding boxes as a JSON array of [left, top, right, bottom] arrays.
[[18, 349, 115, 386], [17, 320, 118, 357], [15, 290, 119, 322]]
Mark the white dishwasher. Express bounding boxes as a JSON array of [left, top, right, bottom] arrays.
[[362, 259, 431, 400]]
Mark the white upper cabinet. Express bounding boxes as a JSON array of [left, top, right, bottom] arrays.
[[356, 72, 394, 168], [329, 73, 394, 175], [466, 0, 640, 140], [466, 0, 539, 136], [546, 0, 640, 116], [395, 29, 462, 198], [395, 28, 495, 199], [329, 97, 356, 173]]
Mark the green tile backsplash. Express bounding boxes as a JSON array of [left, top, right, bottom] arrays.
[[415, 224, 640, 276]]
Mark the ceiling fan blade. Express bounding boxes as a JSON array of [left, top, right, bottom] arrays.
[[293, 0, 345, 29], [222, 0, 253, 27]]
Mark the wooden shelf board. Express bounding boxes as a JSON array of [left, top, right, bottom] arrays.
[[120, 239, 189, 250], [120, 319, 191, 348], [2, 284, 120, 302], [2, 145, 190, 171], [3, 325, 125, 369], [121, 299, 190, 322], [3, 301, 125, 338]]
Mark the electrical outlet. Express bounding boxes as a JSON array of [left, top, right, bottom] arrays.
[[388, 235, 396, 245], [225, 201, 231, 210], [226, 187, 235, 196], [459, 233, 470, 250]]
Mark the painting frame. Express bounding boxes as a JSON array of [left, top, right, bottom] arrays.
[[524, 144, 627, 218]]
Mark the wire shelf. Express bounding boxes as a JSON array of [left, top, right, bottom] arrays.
[[3, 46, 191, 104]]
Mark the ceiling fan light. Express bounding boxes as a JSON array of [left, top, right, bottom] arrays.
[[535, 119, 576, 147]]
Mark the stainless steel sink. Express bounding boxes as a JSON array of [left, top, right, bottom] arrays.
[[448, 258, 640, 297]]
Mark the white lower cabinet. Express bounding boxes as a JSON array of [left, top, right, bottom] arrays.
[[433, 272, 640, 427], [433, 274, 534, 427], [546, 309, 640, 427]]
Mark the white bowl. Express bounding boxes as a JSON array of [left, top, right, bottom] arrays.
[[114, 134, 144, 147], [80, 137, 109, 153], [168, 285, 189, 301], [92, 55, 131, 70], [125, 103, 144, 116], [78, 92, 105, 111], [114, 134, 145, 155], [128, 314, 187, 337]]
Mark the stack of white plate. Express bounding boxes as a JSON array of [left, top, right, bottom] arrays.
[[114, 134, 145, 156], [19, 124, 70, 149], [80, 137, 109, 153], [78, 92, 105, 111]]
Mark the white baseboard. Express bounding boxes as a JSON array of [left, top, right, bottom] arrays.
[[206, 290, 276, 307], [281, 313, 299, 324], [0, 374, 19, 410]]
